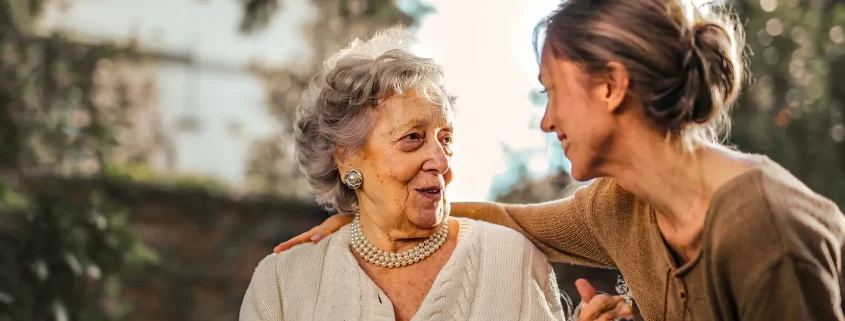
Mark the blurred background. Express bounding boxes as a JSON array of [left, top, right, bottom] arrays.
[[0, 0, 843, 320]]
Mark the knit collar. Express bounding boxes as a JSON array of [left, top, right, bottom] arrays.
[[328, 217, 479, 320]]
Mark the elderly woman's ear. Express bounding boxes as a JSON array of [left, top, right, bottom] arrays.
[[334, 147, 361, 189], [333, 147, 348, 172]]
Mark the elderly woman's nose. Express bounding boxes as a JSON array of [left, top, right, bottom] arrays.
[[422, 141, 451, 174]]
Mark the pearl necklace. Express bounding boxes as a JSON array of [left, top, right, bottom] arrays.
[[350, 214, 448, 268]]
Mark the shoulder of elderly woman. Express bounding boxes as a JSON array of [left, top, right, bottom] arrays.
[[458, 218, 567, 318], [240, 253, 283, 320], [240, 240, 331, 320], [471, 219, 560, 283], [256, 238, 332, 285]]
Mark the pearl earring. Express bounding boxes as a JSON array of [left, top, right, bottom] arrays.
[[343, 168, 363, 189]]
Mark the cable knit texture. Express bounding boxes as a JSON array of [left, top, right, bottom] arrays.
[[457, 155, 845, 321], [239, 217, 567, 321]]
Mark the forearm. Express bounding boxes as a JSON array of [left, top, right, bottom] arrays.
[[451, 202, 523, 230], [451, 199, 613, 267], [452, 201, 568, 261]]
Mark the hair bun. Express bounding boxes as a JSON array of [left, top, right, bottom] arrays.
[[651, 21, 739, 131]]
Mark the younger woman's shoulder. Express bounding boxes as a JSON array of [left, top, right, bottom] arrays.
[[756, 158, 845, 245], [717, 156, 843, 227], [706, 156, 845, 266], [756, 157, 841, 215]]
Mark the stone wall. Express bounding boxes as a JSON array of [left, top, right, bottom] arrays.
[[123, 191, 324, 321], [30, 177, 325, 321], [123, 195, 323, 321]]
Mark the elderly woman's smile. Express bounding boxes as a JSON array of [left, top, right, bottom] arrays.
[[416, 186, 443, 199]]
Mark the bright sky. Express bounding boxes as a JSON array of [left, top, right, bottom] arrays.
[[39, 0, 565, 201], [414, 0, 562, 201]]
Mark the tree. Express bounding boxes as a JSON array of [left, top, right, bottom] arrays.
[[730, 0, 845, 208], [1, 0, 168, 318]]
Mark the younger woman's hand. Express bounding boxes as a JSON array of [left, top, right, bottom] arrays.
[[273, 213, 354, 253], [575, 279, 635, 321]]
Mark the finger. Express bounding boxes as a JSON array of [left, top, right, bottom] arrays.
[[325, 213, 355, 230], [596, 310, 631, 321], [307, 214, 353, 244], [596, 313, 615, 321], [575, 278, 598, 303], [594, 300, 634, 321], [613, 300, 634, 319], [273, 214, 354, 253], [310, 231, 324, 242], [273, 235, 307, 253], [596, 314, 612, 321], [273, 230, 317, 253], [309, 214, 354, 242], [578, 295, 624, 320]]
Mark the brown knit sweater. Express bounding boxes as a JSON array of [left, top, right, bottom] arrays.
[[454, 156, 845, 321]]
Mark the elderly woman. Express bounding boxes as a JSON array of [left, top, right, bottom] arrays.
[[239, 29, 622, 321]]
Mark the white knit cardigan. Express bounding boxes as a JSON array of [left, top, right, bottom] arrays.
[[239, 217, 569, 321]]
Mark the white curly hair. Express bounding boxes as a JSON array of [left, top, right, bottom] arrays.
[[293, 27, 456, 214]]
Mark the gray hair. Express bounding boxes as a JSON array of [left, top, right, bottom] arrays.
[[293, 28, 455, 214]]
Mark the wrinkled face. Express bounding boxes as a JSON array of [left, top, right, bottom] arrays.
[[539, 45, 617, 181], [343, 89, 454, 232]]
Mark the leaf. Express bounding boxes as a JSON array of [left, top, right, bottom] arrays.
[[1, 187, 31, 212], [127, 242, 160, 266]]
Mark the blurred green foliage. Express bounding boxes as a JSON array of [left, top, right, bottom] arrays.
[[0, 0, 162, 319], [0, 180, 159, 321], [731, 0, 845, 208]]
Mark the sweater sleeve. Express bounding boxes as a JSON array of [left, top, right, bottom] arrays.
[[239, 254, 284, 321], [451, 178, 614, 267], [526, 237, 568, 321]]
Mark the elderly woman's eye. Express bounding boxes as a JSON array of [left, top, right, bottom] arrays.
[[405, 133, 423, 141]]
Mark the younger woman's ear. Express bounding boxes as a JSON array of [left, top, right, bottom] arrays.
[[603, 61, 630, 112]]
